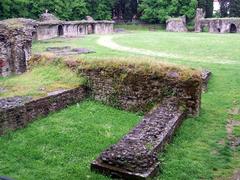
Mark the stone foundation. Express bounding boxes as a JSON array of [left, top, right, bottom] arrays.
[[195, 8, 240, 33], [79, 61, 202, 116], [35, 13, 114, 40], [201, 70, 212, 92], [0, 87, 88, 135], [91, 98, 186, 179]]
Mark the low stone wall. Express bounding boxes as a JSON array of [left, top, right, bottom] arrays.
[[36, 21, 114, 40], [0, 87, 88, 135], [91, 97, 186, 179], [195, 8, 240, 33], [79, 60, 202, 116]]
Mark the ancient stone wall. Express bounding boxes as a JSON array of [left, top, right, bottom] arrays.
[[79, 61, 202, 116], [92, 97, 186, 179], [94, 22, 114, 34], [0, 87, 88, 135], [0, 19, 35, 77], [34, 13, 114, 40], [36, 24, 60, 40], [35, 21, 114, 40], [166, 16, 188, 32], [195, 8, 240, 33]]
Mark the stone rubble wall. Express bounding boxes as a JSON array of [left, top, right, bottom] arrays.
[[195, 8, 240, 33], [36, 24, 60, 40], [79, 65, 202, 117], [36, 21, 114, 40], [91, 97, 186, 179], [0, 87, 88, 135], [166, 16, 188, 32], [0, 20, 34, 77]]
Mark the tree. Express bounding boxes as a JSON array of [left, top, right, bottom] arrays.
[[205, 0, 213, 17], [113, 0, 140, 21], [219, 0, 230, 17], [87, 0, 115, 20], [197, 0, 213, 17], [139, 0, 197, 23], [229, 0, 240, 16]]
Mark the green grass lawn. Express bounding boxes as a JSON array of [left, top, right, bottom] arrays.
[[0, 62, 84, 98], [0, 101, 141, 180], [1, 31, 240, 179]]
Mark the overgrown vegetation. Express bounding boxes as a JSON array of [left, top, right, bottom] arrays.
[[0, 61, 84, 98], [1, 0, 234, 23], [78, 57, 201, 81]]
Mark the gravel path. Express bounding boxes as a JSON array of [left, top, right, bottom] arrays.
[[97, 35, 238, 65], [97, 35, 179, 59]]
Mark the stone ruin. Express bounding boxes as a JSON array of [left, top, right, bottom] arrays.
[[0, 57, 212, 179], [0, 12, 114, 77], [0, 19, 36, 77], [195, 8, 240, 33], [36, 13, 114, 40], [46, 46, 95, 56], [166, 16, 188, 32]]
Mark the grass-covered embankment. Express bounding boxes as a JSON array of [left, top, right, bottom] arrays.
[[0, 61, 84, 99]]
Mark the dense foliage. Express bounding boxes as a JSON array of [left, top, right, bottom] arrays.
[[0, 0, 113, 20], [230, 0, 240, 17], [197, 0, 213, 17], [0, 0, 240, 22], [139, 0, 197, 23]]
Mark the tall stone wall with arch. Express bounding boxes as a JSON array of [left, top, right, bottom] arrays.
[[195, 8, 240, 33]]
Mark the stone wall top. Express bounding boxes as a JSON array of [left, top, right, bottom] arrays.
[[37, 20, 115, 26]]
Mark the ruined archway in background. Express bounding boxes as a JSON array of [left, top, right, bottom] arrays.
[[230, 24, 237, 33], [58, 25, 64, 36]]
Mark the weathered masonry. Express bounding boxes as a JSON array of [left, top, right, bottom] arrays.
[[0, 19, 35, 77], [166, 16, 188, 32], [0, 13, 114, 77], [0, 58, 211, 179], [36, 13, 114, 40], [195, 8, 240, 33], [78, 60, 203, 179]]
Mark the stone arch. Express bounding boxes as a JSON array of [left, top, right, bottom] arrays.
[[58, 25, 64, 36], [87, 24, 95, 34], [230, 24, 237, 33], [32, 31, 37, 40]]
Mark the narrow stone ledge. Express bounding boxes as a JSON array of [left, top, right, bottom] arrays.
[[201, 70, 212, 92], [91, 98, 186, 179]]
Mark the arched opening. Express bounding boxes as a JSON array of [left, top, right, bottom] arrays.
[[87, 24, 95, 34], [32, 32, 37, 40], [230, 24, 237, 33], [58, 25, 64, 36]]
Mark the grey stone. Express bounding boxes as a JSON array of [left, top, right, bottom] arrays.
[[0, 18, 36, 77], [195, 8, 240, 33], [91, 98, 186, 179], [46, 47, 95, 56], [0, 87, 87, 135], [0, 87, 6, 94], [166, 16, 188, 32]]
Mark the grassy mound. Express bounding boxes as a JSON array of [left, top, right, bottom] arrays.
[[0, 61, 85, 99]]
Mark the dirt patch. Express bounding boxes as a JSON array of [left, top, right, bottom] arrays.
[[227, 116, 240, 148], [232, 170, 240, 180]]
